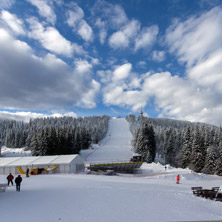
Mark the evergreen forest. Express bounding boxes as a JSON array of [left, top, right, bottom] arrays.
[[126, 114, 222, 176], [0, 116, 110, 156]]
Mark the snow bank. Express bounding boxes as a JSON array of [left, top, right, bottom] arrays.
[[1, 146, 31, 157]]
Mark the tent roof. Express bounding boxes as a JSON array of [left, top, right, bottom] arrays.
[[7, 156, 40, 166], [0, 157, 21, 166], [50, 155, 80, 164], [0, 154, 81, 167]]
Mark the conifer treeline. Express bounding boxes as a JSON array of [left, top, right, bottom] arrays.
[[0, 116, 110, 155], [126, 114, 222, 176]]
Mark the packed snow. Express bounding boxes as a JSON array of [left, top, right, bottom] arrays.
[[1, 118, 222, 222], [81, 118, 134, 163]]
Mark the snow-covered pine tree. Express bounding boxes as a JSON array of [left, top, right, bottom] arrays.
[[179, 126, 192, 168], [202, 145, 218, 174], [190, 126, 205, 172], [215, 141, 222, 176], [136, 122, 156, 163], [165, 129, 176, 166], [180, 127, 192, 168]]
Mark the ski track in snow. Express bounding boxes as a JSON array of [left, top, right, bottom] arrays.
[[81, 118, 134, 164]]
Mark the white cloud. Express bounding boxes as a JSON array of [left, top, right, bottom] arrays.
[[74, 59, 92, 75], [134, 25, 159, 51], [109, 31, 129, 49], [91, 0, 128, 44], [66, 3, 93, 42], [113, 63, 132, 81], [1, 10, 25, 35], [77, 80, 100, 108], [109, 20, 140, 49], [102, 63, 146, 111], [27, 17, 77, 57], [188, 49, 222, 93], [102, 68, 222, 124], [110, 4, 128, 28], [158, 6, 222, 125], [150, 50, 166, 62], [97, 69, 112, 83], [92, 1, 128, 29], [108, 18, 158, 52], [0, 110, 77, 122], [165, 6, 222, 67], [102, 63, 222, 126], [0, 29, 97, 111], [103, 83, 147, 111], [66, 7, 84, 29], [27, 0, 56, 24], [77, 20, 93, 42], [95, 18, 107, 44]]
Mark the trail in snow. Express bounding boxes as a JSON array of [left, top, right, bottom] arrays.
[[81, 118, 134, 163]]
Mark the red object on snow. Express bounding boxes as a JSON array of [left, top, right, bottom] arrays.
[[176, 174, 180, 184]]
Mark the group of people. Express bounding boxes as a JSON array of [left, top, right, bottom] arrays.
[[6, 173, 23, 191]]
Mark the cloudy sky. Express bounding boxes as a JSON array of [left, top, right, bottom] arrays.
[[0, 0, 221, 125]]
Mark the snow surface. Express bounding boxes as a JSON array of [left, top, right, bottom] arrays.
[[81, 118, 134, 163], [1, 146, 31, 157], [1, 118, 222, 222]]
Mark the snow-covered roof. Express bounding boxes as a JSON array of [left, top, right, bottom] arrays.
[[0, 157, 21, 166], [0, 155, 80, 167], [6, 156, 40, 166], [31, 156, 60, 165], [50, 155, 80, 164]]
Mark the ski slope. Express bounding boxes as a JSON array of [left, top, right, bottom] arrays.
[[81, 118, 134, 163], [1, 118, 222, 222], [1, 168, 222, 222]]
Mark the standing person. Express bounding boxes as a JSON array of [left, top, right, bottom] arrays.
[[176, 174, 180, 184], [26, 168, 29, 177], [7, 173, 14, 186], [15, 175, 22, 191]]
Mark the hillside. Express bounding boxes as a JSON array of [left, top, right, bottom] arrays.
[[81, 118, 134, 163], [0, 118, 222, 222]]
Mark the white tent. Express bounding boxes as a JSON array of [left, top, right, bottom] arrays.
[[0, 154, 84, 175]]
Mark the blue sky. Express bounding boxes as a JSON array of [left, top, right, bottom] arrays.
[[0, 0, 221, 125]]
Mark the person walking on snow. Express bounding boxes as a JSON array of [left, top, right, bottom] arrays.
[[7, 173, 14, 186], [176, 174, 180, 184], [15, 175, 22, 191], [26, 168, 29, 177]]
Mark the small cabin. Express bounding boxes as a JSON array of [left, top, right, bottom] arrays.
[[130, 153, 142, 162]]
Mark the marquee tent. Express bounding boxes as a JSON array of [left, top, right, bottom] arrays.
[[0, 154, 84, 175]]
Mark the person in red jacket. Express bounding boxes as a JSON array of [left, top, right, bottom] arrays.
[[7, 173, 14, 186], [176, 174, 180, 184]]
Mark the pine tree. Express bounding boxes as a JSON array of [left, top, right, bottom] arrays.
[[190, 126, 205, 172], [202, 145, 218, 174], [136, 123, 156, 163], [215, 141, 222, 176], [180, 127, 192, 168], [165, 129, 176, 166]]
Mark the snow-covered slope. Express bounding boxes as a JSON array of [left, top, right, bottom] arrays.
[[1, 118, 222, 222], [81, 118, 134, 163], [1, 171, 222, 222]]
